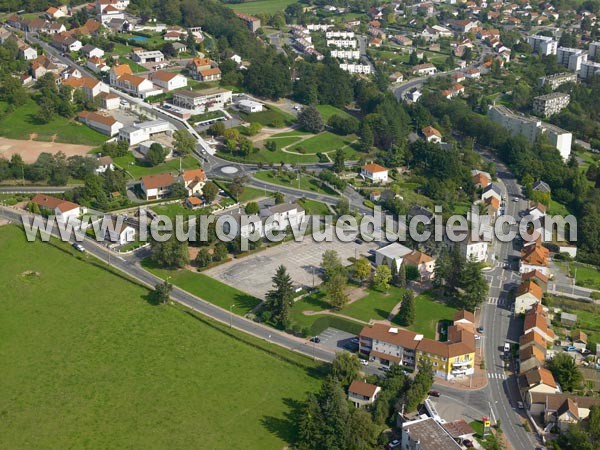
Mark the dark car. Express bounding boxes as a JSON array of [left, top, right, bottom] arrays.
[[463, 439, 474, 448], [477, 326, 484, 333], [428, 390, 441, 397], [309, 337, 321, 343]]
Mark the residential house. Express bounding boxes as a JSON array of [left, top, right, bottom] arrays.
[[111, 68, 161, 98], [374, 243, 413, 272], [77, 111, 123, 136], [481, 183, 502, 203], [519, 367, 560, 395], [86, 56, 110, 73], [81, 44, 104, 59], [347, 381, 381, 408], [107, 217, 136, 245], [394, 35, 412, 46], [119, 120, 172, 146], [99, 92, 120, 110], [52, 33, 82, 53], [179, 168, 207, 197], [527, 393, 600, 433], [149, 70, 188, 91], [63, 76, 109, 100], [234, 12, 261, 32], [412, 63, 437, 76], [131, 49, 164, 64], [422, 125, 442, 143], [185, 196, 203, 209], [523, 303, 554, 343], [18, 44, 37, 61], [140, 173, 176, 200], [360, 163, 389, 183], [187, 57, 220, 81], [31, 194, 82, 222], [96, 156, 114, 173], [520, 243, 549, 275], [0, 26, 11, 44], [514, 280, 543, 314], [45, 6, 67, 19], [471, 170, 491, 188], [527, 202, 546, 220], [403, 250, 436, 280], [445, 225, 489, 262], [521, 270, 549, 291], [465, 68, 481, 79]]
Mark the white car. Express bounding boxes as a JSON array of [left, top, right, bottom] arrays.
[[474, 334, 481, 340], [513, 197, 520, 202], [360, 360, 369, 366]]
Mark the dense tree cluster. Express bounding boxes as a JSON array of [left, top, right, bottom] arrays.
[[293, 59, 354, 108]]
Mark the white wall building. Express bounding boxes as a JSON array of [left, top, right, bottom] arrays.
[[528, 35, 558, 55], [557, 47, 587, 71], [148, 70, 188, 91], [339, 63, 372, 74], [360, 163, 388, 182], [119, 120, 172, 146], [374, 243, 413, 271], [327, 39, 357, 48], [172, 88, 233, 112]]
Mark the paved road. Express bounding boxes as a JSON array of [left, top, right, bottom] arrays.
[[480, 156, 540, 450], [0, 185, 81, 194], [0, 206, 338, 364]]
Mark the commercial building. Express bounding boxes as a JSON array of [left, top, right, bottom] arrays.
[[538, 72, 577, 90], [237, 99, 263, 113], [528, 35, 557, 55], [131, 49, 164, 64], [532, 92, 570, 117], [401, 416, 463, 450], [119, 120, 172, 146], [556, 47, 587, 71], [488, 105, 572, 160], [171, 88, 232, 112]]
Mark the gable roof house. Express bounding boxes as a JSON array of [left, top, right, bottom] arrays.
[[81, 44, 104, 59], [31, 194, 82, 222], [187, 57, 220, 81], [360, 163, 389, 183], [149, 70, 188, 91], [63, 76, 109, 100], [520, 243, 550, 276], [403, 250, 436, 281], [527, 392, 600, 433], [30, 55, 62, 79], [422, 126, 442, 143], [178, 169, 207, 197], [514, 280, 543, 314], [519, 367, 560, 397], [140, 173, 176, 200], [522, 270, 549, 291], [347, 380, 381, 408], [77, 111, 123, 136], [52, 33, 82, 53]]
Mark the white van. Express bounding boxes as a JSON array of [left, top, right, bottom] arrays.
[[504, 342, 511, 352]]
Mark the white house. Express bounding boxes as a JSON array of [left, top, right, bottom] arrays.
[[96, 156, 114, 174], [360, 163, 389, 183], [375, 243, 413, 271], [412, 63, 437, 76], [131, 49, 164, 64], [348, 381, 381, 408], [31, 194, 82, 223], [527, 202, 546, 220], [148, 70, 188, 91], [18, 45, 37, 60], [119, 120, 172, 146], [422, 126, 442, 144], [237, 99, 263, 113], [481, 183, 502, 203], [77, 111, 123, 136], [81, 44, 104, 59], [107, 216, 136, 245], [179, 168, 207, 197]]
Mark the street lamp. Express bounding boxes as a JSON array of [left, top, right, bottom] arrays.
[[229, 304, 235, 328]]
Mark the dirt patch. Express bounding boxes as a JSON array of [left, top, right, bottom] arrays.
[[0, 137, 94, 164], [346, 286, 368, 304]]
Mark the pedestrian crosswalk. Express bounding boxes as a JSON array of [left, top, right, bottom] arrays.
[[487, 372, 507, 380], [487, 297, 506, 305]]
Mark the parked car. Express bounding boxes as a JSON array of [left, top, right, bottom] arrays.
[[513, 196, 520, 202], [565, 346, 576, 352], [72, 243, 85, 252], [360, 359, 369, 366], [386, 439, 401, 449], [477, 326, 484, 333], [310, 337, 320, 343], [463, 439, 474, 448], [351, 337, 359, 344], [475, 335, 481, 340], [517, 401, 524, 409], [428, 390, 441, 397]]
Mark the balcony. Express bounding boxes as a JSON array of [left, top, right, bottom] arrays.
[[452, 359, 472, 368], [451, 367, 471, 375]]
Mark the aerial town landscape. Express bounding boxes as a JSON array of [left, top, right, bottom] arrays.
[[3, 0, 600, 449]]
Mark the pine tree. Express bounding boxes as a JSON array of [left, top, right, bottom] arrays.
[[394, 261, 407, 288], [325, 272, 349, 309], [265, 265, 294, 328], [396, 291, 415, 326]]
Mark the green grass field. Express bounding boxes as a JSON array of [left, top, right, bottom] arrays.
[[260, 136, 304, 151], [226, 0, 298, 14], [393, 291, 457, 339], [291, 132, 355, 154], [342, 287, 406, 322], [0, 225, 322, 449], [143, 260, 262, 315], [556, 262, 600, 290], [290, 292, 364, 336], [315, 105, 354, 121], [113, 153, 201, 179], [0, 100, 107, 145], [151, 201, 194, 220], [254, 171, 338, 196], [240, 105, 295, 127], [298, 198, 331, 215]]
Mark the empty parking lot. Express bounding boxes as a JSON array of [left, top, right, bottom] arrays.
[[204, 236, 379, 299]]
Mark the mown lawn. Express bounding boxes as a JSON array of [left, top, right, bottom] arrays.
[[112, 153, 201, 179], [151, 201, 193, 221], [342, 286, 406, 322], [0, 100, 107, 145], [254, 170, 338, 196], [226, 0, 298, 14], [291, 132, 355, 154], [556, 262, 600, 290], [239, 105, 295, 127], [298, 198, 331, 215], [315, 105, 354, 121], [259, 136, 303, 151], [393, 291, 457, 339], [0, 225, 322, 449], [143, 260, 262, 315]]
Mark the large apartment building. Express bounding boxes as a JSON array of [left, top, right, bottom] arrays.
[[556, 47, 587, 71], [528, 35, 557, 55], [488, 105, 572, 160], [538, 72, 577, 90], [532, 92, 570, 117], [359, 311, 476, 380], [580, 60, 600, 79]]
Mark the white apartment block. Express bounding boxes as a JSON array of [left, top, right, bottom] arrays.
[[327, 39, 357, 48], [538, 72, 577, 90], [532, 92, 570, 117], [589, 41, 600, 61], [489, 105, 572, 160], [119, 120, 173, 146], [528, 35, 557, 55], [556, 47, 587, 71], [580, 60, 600, 79], [326, 31, 355, 39], [330, 49, 360, 60], [339, 63, 372, 74], [306, 24, 333, 31]]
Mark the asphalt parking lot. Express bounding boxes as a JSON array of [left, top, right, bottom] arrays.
[[204, 235, 380, 298], [316, 327, 357, 352]]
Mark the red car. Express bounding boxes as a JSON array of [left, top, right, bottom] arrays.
[[428, 390, 441, 397]]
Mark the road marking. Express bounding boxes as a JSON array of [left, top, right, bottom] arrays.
[[488, 297, 498, 304]]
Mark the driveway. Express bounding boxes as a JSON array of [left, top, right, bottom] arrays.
[[203, 235, 379, 298]]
